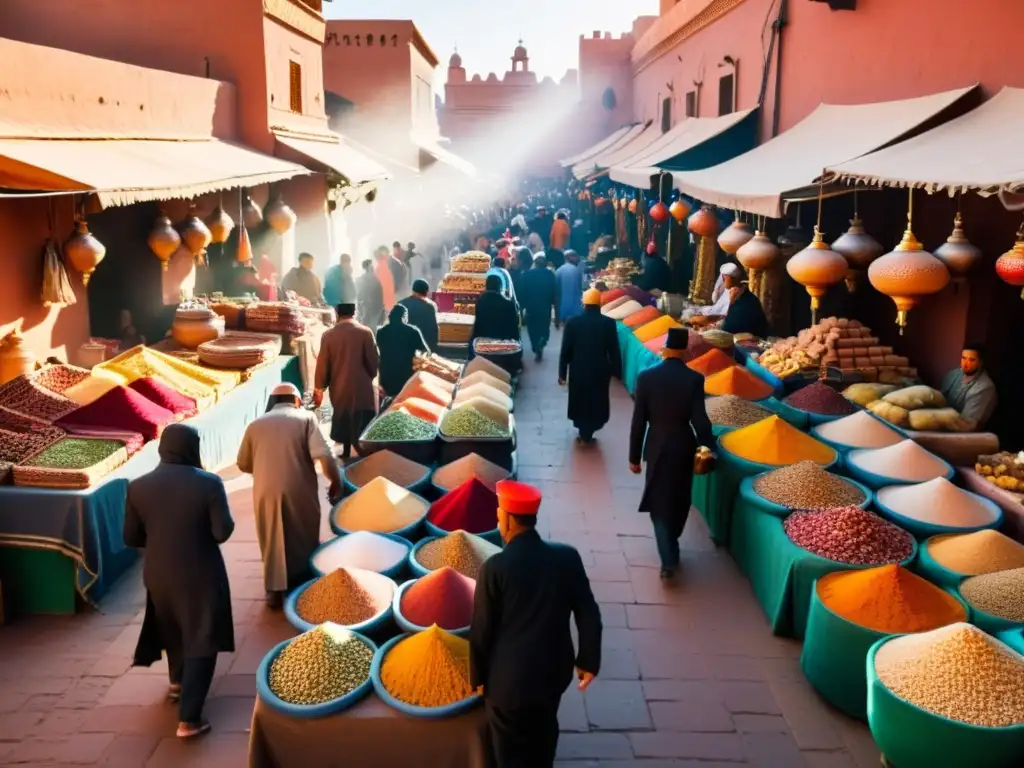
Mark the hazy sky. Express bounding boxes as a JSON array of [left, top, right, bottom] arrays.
[[326, 0, 658, 90]]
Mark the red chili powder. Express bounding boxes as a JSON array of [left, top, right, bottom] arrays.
[[687, 348, 738, 377], [401, 567, 476, 629], [427, 477, 499, 534], [600, 288, 627, 306]]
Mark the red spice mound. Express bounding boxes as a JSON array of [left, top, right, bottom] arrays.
[[784, 506, 913, 565], [56, 385, 175, 441], [623, 306, 663, 329], [129, 377, 198, 418], [687, 348, 738, 377], [783, 381, 858, 416], [427, 477, 499, 534], [401, 567, 476, 629], [683, 332, 713, 362], [600, 288, 627, 306]]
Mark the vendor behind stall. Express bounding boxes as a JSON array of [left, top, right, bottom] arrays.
[[940, 344, 998, 430], [634, 241, 671, 294], [714, 264, 768, 338], [281, 253, 325, 305]]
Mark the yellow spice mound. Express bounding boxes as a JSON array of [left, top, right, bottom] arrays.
[[381, 625, 474, 708], [927, 529, 1024, 575], [333, 476, 428, 533], [720, 415, 836, 467]]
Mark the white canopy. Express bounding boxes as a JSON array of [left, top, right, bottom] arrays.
[[559, 124, 636, 168], [572, 122, 662, 180]]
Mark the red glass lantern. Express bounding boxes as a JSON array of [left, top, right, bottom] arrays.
[[995, 223, 1024, 299], [669, 199, 690, 222], [650, 201, 669, 224]]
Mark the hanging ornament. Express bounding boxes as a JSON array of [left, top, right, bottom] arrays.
[[787, 227, 848, 324], [236, 221, 254, 266], [627, 197, 639, 214], [669, 199, 690, 222], [594, 196, 607, 208], [650, 201, 670, 224], [995, 220, 1024, 299], [147, 212, 181, 271], [934, 205, 982, 278], [242, 193, 263, 230], [717, 214, 753, 255], [688, 205, 719, 238], [868, 190, 950, 334], [205, 205, 235, 244], [265, 195, 297, 234], [179, 205, 212, 264], [831, 191, 883, 292], [63, 217, 106, 286], [736, 227, 780, 272]]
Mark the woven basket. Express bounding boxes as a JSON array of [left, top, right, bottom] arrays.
[[13, 436, 128, 489], [198, 332, 282, 370]]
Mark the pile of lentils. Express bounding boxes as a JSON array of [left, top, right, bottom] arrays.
[[417, 530, 500, 579], [364, 411, 437, 442], [295, 568, 383, 626], [442, 405, 508, 438], [783, 381, 858, 416], [959, 567, 1024, 622], [784, 506, 913, 565], [704, 395, 773, 428], [753, 461, 866, 509], [874, 623, 1024, 728], [268, 625, 374, 706]]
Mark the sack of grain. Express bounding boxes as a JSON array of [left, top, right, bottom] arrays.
[[868, 400, 910, 428], [883, 385, 946, 411], [907, 408, 973, 433], [843, 383, 898, 408]]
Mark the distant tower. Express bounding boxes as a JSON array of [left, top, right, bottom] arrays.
[[447, 47, 466, 84], [512, 40, 529, 73]]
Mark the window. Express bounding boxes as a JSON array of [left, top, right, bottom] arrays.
[[289, 61, 303, 114], [661, 97, 672, 133], [685, 90, 697, 118], [718, 72, 735, 116]]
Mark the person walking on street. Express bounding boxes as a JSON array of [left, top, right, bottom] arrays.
[[356, 259, 385, 329], [125, 424, 234, 740], [375, 304, 430, 398], [314, 303, 380, 460], [323, 253, 357, 309], [404, 241, 431, 291], [559, 288, 621, 443], [471, 480, 602, 768], [391, 241, 411, 301], [555, 250, 585, 328], [470, 274, 521, 354], [628, 328, 715, 579], [519, 254, 557, 361], [374, 246, 397, 311], [399, 279, 440, 353]]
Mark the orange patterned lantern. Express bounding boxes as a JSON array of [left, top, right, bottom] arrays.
[[206, 206, 235, 244], [868, 221, 950, 334], [786, 226, 848, 323], [995, 222, 1024, 298], [63, 218, 106, 286], [669, 199, 690, 222], [687, 206, 719, 238]]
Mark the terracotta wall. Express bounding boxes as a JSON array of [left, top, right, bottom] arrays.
[[264, 17, 330, 136], [579, 31, 636, 136]]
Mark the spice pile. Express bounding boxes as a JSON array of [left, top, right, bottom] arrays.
[[874, 623, 1024, 727], [465, 356, 511, 383], [623, 306, 662, 329], [416, 530, 501, 579], [720, 416, 836, 467], [605, 300, 644, 320], [688, 349, 738, 377], [268, 624, 375, 706], [363, 411, 438, 442], [634, 315, 679, 344], [753, 461, 865, 509], [441, 405, 509, 438], [453, 383, 513, 413], [601, 295, 631, 315], [23, 437, 123, 470], [784, 507, 914, 565], [345, 451, 428, 489], [0, 407, 66, 463], [393, 397, 446, 424], [333, 476, 429, 533], [460, 370, 512, 396], [960, 568, 1024, 622], [847, 440, 949, 483], [813, 410, 904, 449], [432, 453, 511, 491], [413, 352, 462, 384], [401, 567, 476, 630], [312, 532, 409, 575], [704, 396, 773, 428], [704, 366, 774, 400], [926, 530, 1024, 575], [783, 381, 858, 416], [294, 568, 393, 626], [395, 373, 454, 406], [876, 478, 999, 529], [428, 478, 499, 534], [380, 626, 474, 707], [817, 565, 966, 633]]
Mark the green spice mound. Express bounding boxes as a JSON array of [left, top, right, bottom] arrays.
[[26, 438, 123, 469], [364, 411, 437, 442], [268, 624, 374, 705], [442, 405, 508, 438]]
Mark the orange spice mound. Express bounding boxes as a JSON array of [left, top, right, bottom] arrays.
[[688, 348, 738, 377], [704, 365, 774, 400], [623, 306, 663, 329]]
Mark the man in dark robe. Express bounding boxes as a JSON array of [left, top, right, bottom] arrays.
[[634, 242, 671, 293], [471, 481, 601, 768], [470, 274, 521, 354], [530, 205, 554, 250], [719, 268, 769, 337], [356, 259, 385, 329], [519, 254, 557, 361], [398, 279, 439, 352], [629, 328, 714, 579], [375, 304, 429, 397], [559, 288, 621, 443], [390, 241, 410, 300]]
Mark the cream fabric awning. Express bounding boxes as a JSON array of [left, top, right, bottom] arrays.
[[610, 108, 758, 188], [672, 86, 977, 218], [560, 124, 636, 168], [275, 132, 390, 185], [572, 122, 663, 179], [826, 87, 1024, 196], [0, 137, 308, 208], [412, 134, 476, 177]]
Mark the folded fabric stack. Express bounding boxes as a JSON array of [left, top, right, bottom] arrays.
[[0, 407, 66, 463], [13, 436, 129, 490], [98, 346, 239, 407], [128, 378, 198, 419], [244, 302, 306, 335], [0, 372, 80, 424], [197, 332, 282, 370]]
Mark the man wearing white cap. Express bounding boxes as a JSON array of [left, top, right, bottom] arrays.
[[237, 382, 342, 608], [697, 263, 741, 318]]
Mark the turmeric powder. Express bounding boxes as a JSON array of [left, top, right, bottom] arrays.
[[380, 625, 474, 707], [703, 366, 774, 400], [720, 415, 836, 466], [817, 564, 966, 633]]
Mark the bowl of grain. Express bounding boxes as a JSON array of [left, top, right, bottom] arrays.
[[284, 567, 396, 635]]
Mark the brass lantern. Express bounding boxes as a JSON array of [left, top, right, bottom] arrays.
[[147, 212, 181, 271], [265, 195, 297, 234], [179, 206, 212, 265], [787, 227, 848, 324], [242, 194, 263, 230], [934, 212, 982, 278], [832, 205, 883, 292], [205, 206, 235, 244], [63, 218, 106, 286], [736, 229, 780, 272]]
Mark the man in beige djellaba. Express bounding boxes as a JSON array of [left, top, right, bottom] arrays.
[[237, 382, 343, 609]]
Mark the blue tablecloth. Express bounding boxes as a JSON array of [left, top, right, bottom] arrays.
[[0, 356, 302, 603], [617, 323, 661, 395]]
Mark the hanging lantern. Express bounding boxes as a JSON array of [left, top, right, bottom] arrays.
[[236, 222, 254, 266], [995, 222, 1024, 299], [832, 214, 883, 292], [265, 195, 297, 234], [934, 212, 983, 277], [868, 198, 950, 334], [736, 230, 780, 272], [627, 197, 639, 214], [669, 199, 690, 222], [242, 194, 263, 230], [787, 227, 848, 324], [205, 206, 235, 244], [179, 207, 212, 264], [650, 201, 670, 224], [688, 205, 719, 238], [594, 196, 607, 208], [62, 218, 106, 286], [147, 212, 181, 271], [717, 216, 753, 255]]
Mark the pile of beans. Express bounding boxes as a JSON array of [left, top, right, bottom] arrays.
[[783, 381, 858, 416], [417, 530, 500, 579], [364, 411, 437, 442], [295, 568, 388, 625], [874, 623, 1024, 727], [704, 395, 772, 428], [268, 625, 375, 705], [753, 461, 866, 509], [784, 506, 913, 565], [959, 567, 1024, 622], [442, 406, 508, 438]]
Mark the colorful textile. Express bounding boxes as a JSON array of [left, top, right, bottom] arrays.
[[0, 406, 66, 463], [56, 385, 175, 441], [0, 373, 79, 423], [128, 378, 198, 419], [33, 363, 90, 394], [63, 372, 122, 407], [97, 345, 239, 407]]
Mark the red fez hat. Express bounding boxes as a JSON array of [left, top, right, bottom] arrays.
[[496, 480, 542, 516]]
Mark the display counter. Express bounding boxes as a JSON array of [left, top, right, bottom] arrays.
[[616, 322, 660, 395], [248, 694, 488, 768], [960, 468, 1024, 544]]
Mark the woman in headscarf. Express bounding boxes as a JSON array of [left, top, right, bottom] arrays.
[[125, 424, 234, 740]]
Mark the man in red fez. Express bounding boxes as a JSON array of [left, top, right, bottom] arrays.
[[470, 480, 602, 767]]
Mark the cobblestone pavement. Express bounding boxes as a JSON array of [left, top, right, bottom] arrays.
[[0, 328, 881, 766]]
